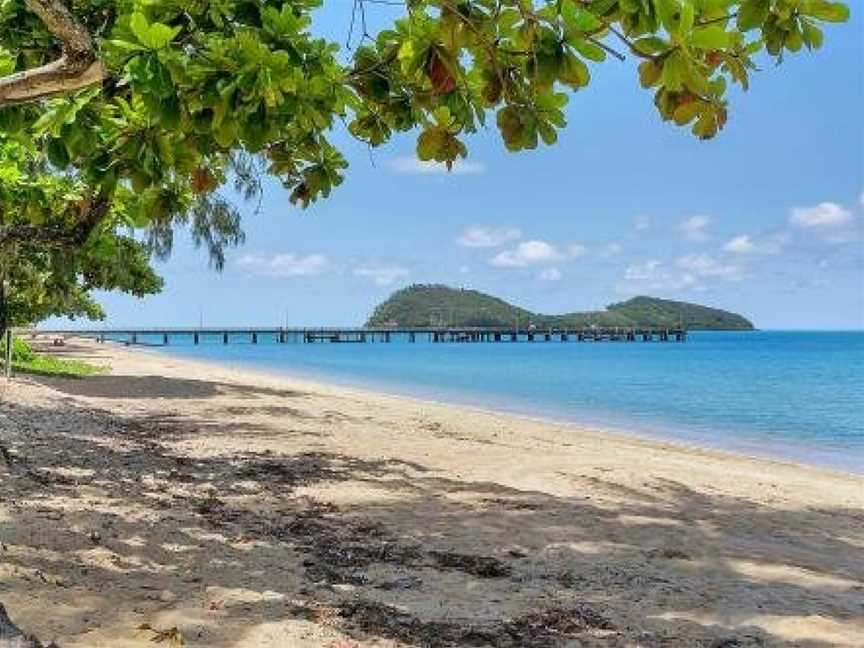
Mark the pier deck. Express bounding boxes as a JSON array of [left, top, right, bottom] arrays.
[[30, 326, 688, 345]]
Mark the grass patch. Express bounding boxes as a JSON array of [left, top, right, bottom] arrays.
[[2, 336, 104, 378]]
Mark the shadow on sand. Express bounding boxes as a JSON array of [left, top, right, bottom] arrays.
[[0, 372, 861, 647]]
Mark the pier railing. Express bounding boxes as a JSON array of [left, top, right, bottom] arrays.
[[28, 326, 688, 345]]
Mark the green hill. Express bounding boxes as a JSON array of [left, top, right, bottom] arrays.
[[366, 285, 755, 330]]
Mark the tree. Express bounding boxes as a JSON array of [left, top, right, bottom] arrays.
[[0, 0, 851, 312], [0, 139, 162, 332]]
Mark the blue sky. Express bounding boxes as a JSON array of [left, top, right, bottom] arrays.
[[73, 4, 863, 330]]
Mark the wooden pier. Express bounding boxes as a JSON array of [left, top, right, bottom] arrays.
[[31, 326, 688, 345]]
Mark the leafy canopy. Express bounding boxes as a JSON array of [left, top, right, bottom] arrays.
[[0, 139, 162, 327], [0, 0, 850, 325], [0, 0, 849, 206]]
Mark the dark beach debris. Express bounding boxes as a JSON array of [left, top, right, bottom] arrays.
[[709, 633, 767, 647], [234, 452, 343, 488], [282, 510, 333, 538], [0, 602, 60, 648], [195, 493, 516, 588], [191, 492, 226, 517], [646, 547, 692, 561], [337, 600, 615, 648], [305, 539, 423, 587], [479, 497, 542, 511], [429, 550, 511, 578], [136, 624, 185, 647], [374, 575, 423, 591], [192, 497, 425, 588], [0, 441, 73, 488], [316, 541, 422, 569], [230, 452, 365, 496], [166, 468, 196, 483]]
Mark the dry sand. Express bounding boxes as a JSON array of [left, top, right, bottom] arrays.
[[0, 337, 862, 648]]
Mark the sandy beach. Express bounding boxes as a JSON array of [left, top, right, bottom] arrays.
[[0, 337, 862, 647]]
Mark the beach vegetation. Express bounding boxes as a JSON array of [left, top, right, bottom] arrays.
[[1, 336, 103, 377], [0, 0, 850, 326]]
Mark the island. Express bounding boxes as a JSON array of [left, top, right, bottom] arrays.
[[367, 285, 755, 330]]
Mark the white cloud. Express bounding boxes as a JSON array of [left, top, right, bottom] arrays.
[[353, 262, 410, 286], [389, 157, 485, 175], [237, 253, 329, 278], [787, 201, 863, 244], [623, 260, 698, 291], [789, 202, 852, 228], [723, 235, 758, 254], [633, 215, 651, 232], [539, 268, 563, 281], [625, 260, 663, 282], [722, 234, 784, 255], [598, 242, 623, 258], [568, 243, 589, 258], [677, 254, 744, 281], [457, 226, 522, 248], [621, 253, 743, 293], [489, 240, 563, 267], [678, 215, 712, 241]]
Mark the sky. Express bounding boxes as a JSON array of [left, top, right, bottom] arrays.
[[59, 4, 864, 330]]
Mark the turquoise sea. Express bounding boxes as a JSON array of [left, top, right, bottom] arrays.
[[127, 331, 863, 474]]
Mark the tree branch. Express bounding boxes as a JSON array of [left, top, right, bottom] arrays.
[[0, 196, 110, 251], [0, 0, 105, 107]]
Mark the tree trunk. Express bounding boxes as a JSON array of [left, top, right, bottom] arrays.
[[0, 0, 105, 107], [0, 278, 7, 369], [0, 281, 6, 336]]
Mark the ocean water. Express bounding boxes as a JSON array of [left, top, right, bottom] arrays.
[[120, 331, 863, 473]]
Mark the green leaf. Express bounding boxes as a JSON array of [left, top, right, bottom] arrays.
[[497, 105, 536, 152], [655, 0, 682, 34], [416, 126, 465, 165], [679, 1, 695, 35], [737, 0, 770, 30], [0, 49, 15, 76], [689, 26, 731, 49], [45, 139, 70, 168], [673, 100, 701, 124], [693, 112, 718, 139], [570, 39, 606, 62], [800, 1, 850, 22], [559, 53, 590, 88], [639, 60, 662, 87], [432, 106, 452, 127], [106, 39, 146, 54], [129, 12, 181, 50], [661, 51, 686, 91], [801, 20, 825, 49], [417, 127, 445, 160], [537, 120, 558, 145], [785, 28, 804, 52], [633, 37, 670, 55], [561, 1, 603, 31]]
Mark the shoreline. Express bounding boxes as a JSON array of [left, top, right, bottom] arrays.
[[138, 339, 862, 478], [1, 337, 862, 647]]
